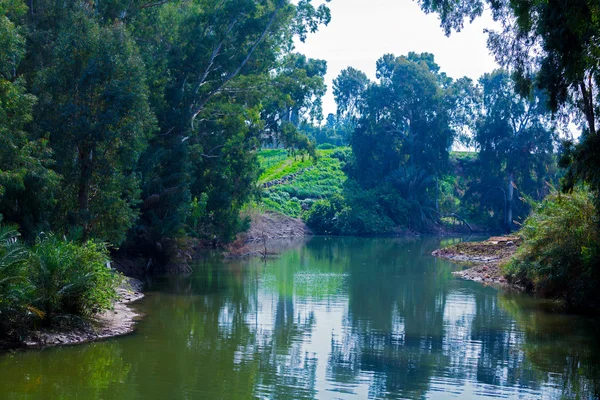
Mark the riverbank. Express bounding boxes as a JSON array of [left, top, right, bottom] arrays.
[[225, 211, 312, 258], [1, 277, 144, 351], [432, 236, 522, 287]]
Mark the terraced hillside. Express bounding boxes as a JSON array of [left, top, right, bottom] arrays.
[[259, 147, 348, 217]]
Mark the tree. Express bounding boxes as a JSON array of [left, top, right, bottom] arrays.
[[0, 0, 58, 237], [333, 67, 369, 124], [469, 70, 556, 231], [344, 53, 460, 230], [351, 54, 452, 184], [35, 9, 155, 245], [130, 0, 329, 248], [261, 53, 327, 153], [416, 0, 600, 212]]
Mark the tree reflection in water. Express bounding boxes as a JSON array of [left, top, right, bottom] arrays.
[[1, 237, 599, 399]]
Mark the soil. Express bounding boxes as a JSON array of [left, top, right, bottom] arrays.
[[432, 236, 522, 287], [225, 211, 312, 258], [8, 277, 144, 350]]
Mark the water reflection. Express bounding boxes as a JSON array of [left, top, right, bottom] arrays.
[[1, 237, 599, 399]]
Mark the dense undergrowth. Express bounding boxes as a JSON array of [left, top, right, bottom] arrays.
[[504, 188, 600, 311], [0, 222, 121, 341]]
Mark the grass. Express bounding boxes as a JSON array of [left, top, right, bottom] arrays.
[[258, 150, 315, 184]]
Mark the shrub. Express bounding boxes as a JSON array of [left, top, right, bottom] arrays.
[[0, 224, 33, 336], [304, 196, 344, 235], [31, 236, 122, 321], [330, 148, 351, 162], [504, 188, 600, 310]]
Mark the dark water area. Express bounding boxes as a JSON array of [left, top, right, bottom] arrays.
[[2, 237, 600, 399]]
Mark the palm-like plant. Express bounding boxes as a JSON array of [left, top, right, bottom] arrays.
[[0, 222, 32, 334], [31, 235, 120, 323]]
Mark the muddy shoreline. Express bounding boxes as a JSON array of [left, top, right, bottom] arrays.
[[432, 236, 522, 288]]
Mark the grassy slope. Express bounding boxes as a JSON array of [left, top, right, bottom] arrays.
[[259, 148, 347, 218], [258, 148, 477, 222]]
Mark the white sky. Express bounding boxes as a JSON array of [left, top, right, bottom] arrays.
[[294, 0, 500, 117]]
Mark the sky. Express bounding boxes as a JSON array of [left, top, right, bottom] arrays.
[[294, 0, 500, 117]]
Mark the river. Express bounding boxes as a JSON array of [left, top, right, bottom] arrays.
[[1, 237, 600, 399]]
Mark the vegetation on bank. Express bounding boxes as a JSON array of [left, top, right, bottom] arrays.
[[504, 188, 600, 311], [0, 222, 121, 342], [433, 187, 600, 312], [258, 145, 528, 236], [0, 0, 331, 268]]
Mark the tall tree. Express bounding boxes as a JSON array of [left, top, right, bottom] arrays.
[[417, 0, 600, 211], [0, 0, 57, 237], [261, 53, 327, 152], [333, 67, 369, 125], [128, 0, 330, 257], [351, 54, 453, 184], [469, 70, 556, 231], [35, 8, 155, 245]]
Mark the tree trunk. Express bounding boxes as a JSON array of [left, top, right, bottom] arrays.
[[506, 171, 514, 232], [78, 149, 92, 238], [435, 174, 439, 213]]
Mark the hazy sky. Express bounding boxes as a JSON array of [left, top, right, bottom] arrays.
[[294, 0, 500, 117]]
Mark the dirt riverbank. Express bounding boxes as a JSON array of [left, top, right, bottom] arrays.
[[432, 236, 522, 287], [225, 211, 312, 258]]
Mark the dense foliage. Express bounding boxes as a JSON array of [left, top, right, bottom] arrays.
[[1, 0, 599, 316], [287, 54, 557, 235], [504, 188, 600, 310], [417, 0, 600, 213], [415, 0, 600, 311], [0, 0, 331, 263]]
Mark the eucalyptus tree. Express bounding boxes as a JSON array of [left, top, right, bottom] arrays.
[[0, 0, 58, 237], [333, 67, 369, 125], [351, 54, 453, 185], [1, 0, 331, 253], [345, 53, 466, 229], [126, 0, 331, 255], [35, 8, 155, 245], [417, 0, 600, 210], [470, 70, 556, 231], [261, 53, 327, 153]]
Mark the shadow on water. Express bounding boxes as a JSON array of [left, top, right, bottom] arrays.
[[1, 236, 599, 399]]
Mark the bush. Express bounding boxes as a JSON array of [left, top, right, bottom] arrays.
[[303, 186, 396, 236], [330, 148, 352, 162], [32, 236, 122, 321], [504, 188, 600, 310], [304, 196, 344, 235], [0, 224, 33, 336]]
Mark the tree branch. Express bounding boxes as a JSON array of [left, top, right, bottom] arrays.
[[190, 0, 287, 128]]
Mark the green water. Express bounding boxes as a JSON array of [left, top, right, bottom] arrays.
[[2, 237, 600, 399]]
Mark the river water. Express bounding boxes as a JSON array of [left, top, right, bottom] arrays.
[[1, 237, 600, 399]]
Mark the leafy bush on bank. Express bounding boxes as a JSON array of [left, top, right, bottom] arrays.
[[504, 188, 600, 310], [0, 224, 32, 336], [0, 225, 121, 338], [32, 236, 121, 322]]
